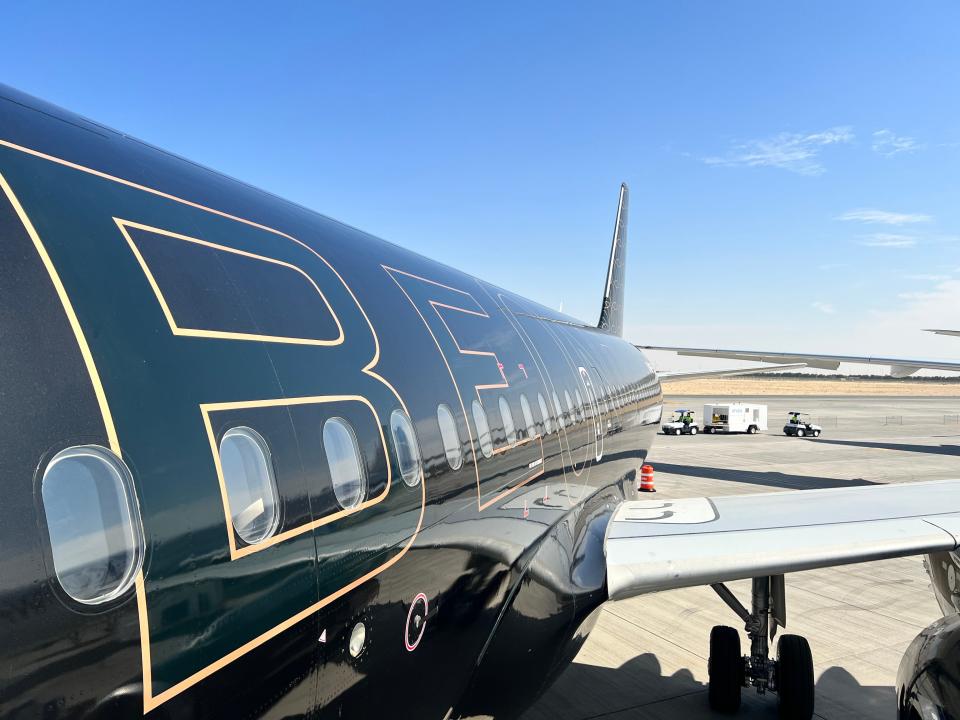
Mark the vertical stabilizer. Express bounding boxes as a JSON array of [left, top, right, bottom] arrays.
[[597, 183, 628, 336]]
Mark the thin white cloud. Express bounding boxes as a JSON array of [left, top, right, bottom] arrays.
[[872, 129, 921, 157], [837, 208, 932, 225], [858, 233, 917, 248], [703, 126, 854, 176], [843, 279, 960, 367], [905, 274, 950, 281], [897, 290, 936, 301], [811, 301, 836, 314]]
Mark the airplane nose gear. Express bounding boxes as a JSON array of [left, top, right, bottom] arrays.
[[709, 576, 814, 720]]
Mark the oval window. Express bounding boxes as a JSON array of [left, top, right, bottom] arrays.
[[537, 393, 553, 435], [323, 418, 367, 509], [553, 391, 566, 429], [41, 445, 144, 604], [520, 394, 536, 439], [437, 404, 463, 470], [472, 400, 494, 459], [499, 396, 517, 445], [220, 427, 280, 544], [390, 409, 422, 487], [564, 390, 575, 425]]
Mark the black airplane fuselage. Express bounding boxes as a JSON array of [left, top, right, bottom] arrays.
[[0, 85, 661, 719]]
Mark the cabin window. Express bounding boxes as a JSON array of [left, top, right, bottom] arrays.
[[499, 396, 517, 445], [437, 404, 463, 470], [520, 394, 536, 439], [41, 445, 144, 604], [390, 409, 422, 487], [323, 418, 367, 510], [472, 400, 494, 458], [553, 391, 565, 429], [537, 393, 553, 434], [220, 427, 280, 544]]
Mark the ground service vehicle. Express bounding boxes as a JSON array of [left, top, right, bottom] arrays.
[[661, 409, 698, 435], [703, 402, 767, 434], [783, 412, 822, 437]]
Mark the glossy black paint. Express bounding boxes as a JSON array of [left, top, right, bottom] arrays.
[[897, 612, 960, 720], [0, 85, 662, 720]]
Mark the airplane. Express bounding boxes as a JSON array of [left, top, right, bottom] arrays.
[[2, 83, 960, 720]]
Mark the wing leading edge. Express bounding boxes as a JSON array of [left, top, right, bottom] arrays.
[[639, 345, 960, 377], [605, 480, 960, 601], [657, 362, 808, 382]]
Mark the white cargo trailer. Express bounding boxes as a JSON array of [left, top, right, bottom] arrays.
[[703, 403, 767, 434]]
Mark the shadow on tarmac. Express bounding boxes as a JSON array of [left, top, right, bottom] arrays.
[[522, 652, 895, 720], [653, 463, 879, 490], [808, 437, 960, 457]]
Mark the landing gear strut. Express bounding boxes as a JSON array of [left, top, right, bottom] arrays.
[[708, 576, 814, 719]]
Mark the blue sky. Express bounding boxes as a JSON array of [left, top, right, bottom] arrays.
[[3, 2, 960, 369]]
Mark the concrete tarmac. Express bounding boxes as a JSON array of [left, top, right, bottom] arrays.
[[523, 395, 960, 720]]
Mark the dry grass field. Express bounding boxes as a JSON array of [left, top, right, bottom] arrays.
[[664, 376, 960, 396]]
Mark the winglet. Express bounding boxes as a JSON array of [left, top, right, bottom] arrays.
[[597, 183, 629, 336]]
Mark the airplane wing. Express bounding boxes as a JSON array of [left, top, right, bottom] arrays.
[[926, 329, 960, 338], [638, 345, 960, 377], [657, 362, 807, 382], [605, 480, 960, 600]]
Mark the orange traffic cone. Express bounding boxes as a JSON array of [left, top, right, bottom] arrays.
[[639, 464, 656, 492]]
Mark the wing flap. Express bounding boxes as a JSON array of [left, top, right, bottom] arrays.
[[605, 481, 960, 600]]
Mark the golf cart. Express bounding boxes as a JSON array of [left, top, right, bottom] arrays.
[[662, 409, 699, 436], [783, 412, 822, 438]]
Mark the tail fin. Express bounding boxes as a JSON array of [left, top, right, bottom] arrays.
[[597, 183, 629, 336]]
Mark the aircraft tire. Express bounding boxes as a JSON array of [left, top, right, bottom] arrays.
[[777, 634, 814, 720], [708, 625, 742, 713]]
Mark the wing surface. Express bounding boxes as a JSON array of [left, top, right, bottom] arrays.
[[605, 480, 960, 600], [639, 345, 960, 377], [657, 362, 807, 382]]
